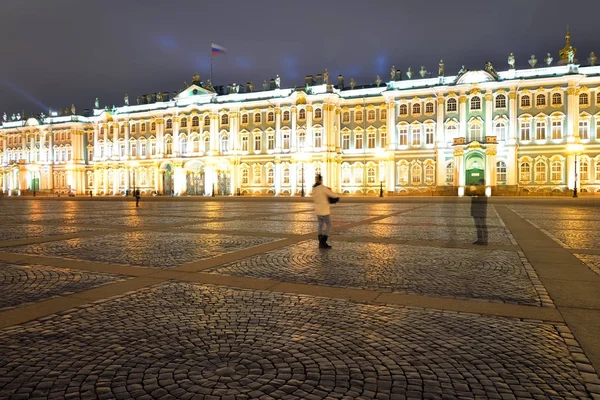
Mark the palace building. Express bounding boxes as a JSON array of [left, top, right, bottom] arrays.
[[2, 34, 600, 197]]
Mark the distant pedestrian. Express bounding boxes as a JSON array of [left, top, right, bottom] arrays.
[[311, 174, 339, 249], [470, 179, 488, 245], [135, 189, 141, 207]]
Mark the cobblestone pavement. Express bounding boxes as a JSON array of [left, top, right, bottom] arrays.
[[209, 241, 543, 305], [0, 199, 599, 399], [0, 283, 592, 400], [3, 231, 279, 269], [0, 262, 127, 310]]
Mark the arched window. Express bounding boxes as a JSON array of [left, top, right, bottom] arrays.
[[412, 103, 421, 115], [380, 108, 387, 121], [398, 164, 408, 184], [109, 126, 114, 134], [221, 114, 229, 125], [520, 161, 531, 182], [298, 109, 305, 120], [495, 94, 506, 109], [495, 122, 507, 141], [120, 125, 125, 134], [552, 92, 562, 106], [204, 116, 210, 126], [267, 168, 274, 184], [283, 168, 290, 184], [267, 112, 274, 123], [180, 137, 187, 154], [367, 167, 376, 184], [470, 96, 481, 110], [597, 92, 600, 106], [282, 111, 290, 122], [367, 109, 376, 121], [241, 114, 249, 124], [551, 161, 563, 181], [367, 132, 376, 148], [521, 95, 531, 107], [411, 165, 422, 185], [221, 134, 229, 153], [298, 132, 306, 149], [425, 102, 434, 114], [399, 104, 408, 116], [180, 118, 187, 128], [151, 122, 156, 131], [580, 159, 589, 181], [254, 112, 262, 123], [253, 165, 261, 184], [445, 124, 458, 145], [192, 135, 200, 152], [425, 164, 434, 184], [595, 161, 600, 181], [535, 161, 547, 182], [314, 130, 322, 148], [355, 109, 363, 122], [536, 94, 546, 107], [354, 166, 363, 184], [165, 137, 172, 155], [579, 93, 589, 106], [204, 136, 210, 152], [314, 108, 322, 119], [445, 162, 454, 184], [496, 161, 507, 184], [166, 119, 172, 129], [192, 116, 199, 127], [470, 123, 482, 142], [241, 168, 249, 184], [342, 167, 351, 184], [342, 111, 350, 123]]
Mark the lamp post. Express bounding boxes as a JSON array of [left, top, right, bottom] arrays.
[[567, 143, 584, 198], [301, 161, 305, 197], [379, 180, 384, 197], [130, 161, 139, 196]]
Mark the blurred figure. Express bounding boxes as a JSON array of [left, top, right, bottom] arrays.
[[312, 174, 339, 249], [135, 189, 141, 207], [470, 179, 488, 245]]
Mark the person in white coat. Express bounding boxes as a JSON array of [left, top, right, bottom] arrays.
[[311, 174, 339, 248]]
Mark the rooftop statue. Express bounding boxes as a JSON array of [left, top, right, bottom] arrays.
[[94, 97, 99, 109], [457, 65, 468, 76], [508, 53, 515, 70], [375, 75, 381, 86], [589, 52, 597, 66], [71, 104, 76, 115], [484, 61, 498, 79], [247, 81, 254, 92], [350, 78, 356, 89], [323, 69, 329, 85], [2, 112, 6, 122], [406, 67, 413, 79], [124, 93, 129, 106], [390, 66, 396, 81], [545, 53, 553, 66], [528, 55, 538, 68], [262, 80, 268, 91], [275, 75, 281, 89], [419, 66, 427, 78], [438, 60, 445, 77], [567, 46, 575, 64]]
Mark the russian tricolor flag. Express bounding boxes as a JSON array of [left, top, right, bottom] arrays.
[[211, 43, 227, 55]]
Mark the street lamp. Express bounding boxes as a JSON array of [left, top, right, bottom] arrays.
[[375, 148, 387, 198], [379, 180, 384, 197], [295, 152, 310, 197], [567, 143, 584, 198]]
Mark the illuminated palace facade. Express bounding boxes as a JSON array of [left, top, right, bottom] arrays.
[[2, 52, 600, 197]]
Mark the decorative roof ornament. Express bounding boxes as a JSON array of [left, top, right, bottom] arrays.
[[94, 97, 99, 109], [508, 53, 515, 70], [11, 113, 16, 121], [124, 94, 129, 106], [484, 62, 498, 80], [16, 113, 21, 120], [192, 73, 201, 84], [375, 75, 382, 86], [589, 52, 597, 66], [262, 80, 268, 91], [528, 55, 538, 68], [545, 53, 553, 66], [323, 69, 329, 85], [71, 104, 76, 115], [275, 75, 281, 89], [247, 81, 254, 92], [559, 26, 576, 63], [350, 78, 356, 90], [406, 67, 413, 79], [390, 66, 396, 81], [419, 66, 427, 78], [457, 65, 468, 77], [2, 112, 6, 122], [438, 60, 445, 77], [39, 112, 45, 121]]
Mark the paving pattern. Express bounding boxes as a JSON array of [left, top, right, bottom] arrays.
[[0, 198, 599, 400], [209, 241, 542, 305], [0, 282, 591, 400], [0, 262, 127, 310], [3, 231, 279, 269]]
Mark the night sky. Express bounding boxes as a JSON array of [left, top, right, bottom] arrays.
[[1, 0, 599, 116]]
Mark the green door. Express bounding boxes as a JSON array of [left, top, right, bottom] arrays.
[[466, 169, 485, 186], [31, 178, 40, 192], [465, 153, 485, 186]]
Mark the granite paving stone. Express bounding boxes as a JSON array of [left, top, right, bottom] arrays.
[[0, 224, 105, 242], [2, 231, 278, 269], [0, 282, 593, 399], [208, 241, 542, 305]]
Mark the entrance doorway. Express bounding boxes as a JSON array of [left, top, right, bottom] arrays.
[[217, 173, 231, 196], [465, 153, 485, 186], [163, 164, 174, 195]]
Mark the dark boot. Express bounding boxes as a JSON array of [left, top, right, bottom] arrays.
[[321, 235, 332, 249], [317, 235, 323, 247]]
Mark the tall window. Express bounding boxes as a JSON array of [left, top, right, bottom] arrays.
[[579, 93, 589, 106], [445, 162, 454, 184], [267, 134, 275, 150], [221, 135, 229, 153], [398, 125, 408, 146], [221, 114, 229, 125], [253, 165, 261, 184], [241, 114, 249, 124], [411, 165, 421, 184], [411, 127, 421, 146], [520, 161, 531, 182], [470, 123, 482, 142], [267, 112, 274, 123], [535, 121, 546, 140], [579, 121, 589, 139], [314, 131, 322, 148], [367, 167, 376, 184], [241, 168, 249, 184], [446, 125, 457, 146], [596, 161, 600, 181], [166, 119, 172, 129], [425, 126, 434, 145], [298, 109, 305, 120], [298, 132, 306, 149], [551, 161, 563, 181], [536, 94, 546, 107], [342, 133, 350, 150], [495, 94, 506, 109], [367, 110, 376, 121], [535, 162, 546, 182], [425, 165, 434, 184], [180, 137, 187, 154], [267, 168, 274, 184], [355, 133, 363, 149], [470, 96, 481, 110], [165, 138, 172, 155], [551, 120, 562, 139], [398, 165, 408, 184], [180, 118, 187, 128], [283, 168, 290, 184], [241, 136, 249, 151], [380, 108, 387, 121], [446, 98, 457, 112], [552, 92, 562, 106], [367, 132, 375, 149], [520, 121, 531, 141], [254, 135, 261, 152], [580, 159, 589, 181], [496, 161, 507, 184], [342, 167, 351, 184], [282, 131, 290, 150], [380, 131, 387, 148], [495, 122, 507, 141], [204, 136, 210, 153]]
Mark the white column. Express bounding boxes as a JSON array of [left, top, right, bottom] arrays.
[[112, 123, 119, 159], [435, 97, 446, 186], [156, 120, 165, 156], [103, 124, 109, 160], [306, 105, 313, 151], [567, 154, 575, 190], [172, 118, 180, 157], [275, 108, 282, 152], [124, 122, 130, 158], [210, 114, 219, 153], [455, 147, 465, 195], [387, 102, 396, 150], [567, 86, 579, 143], [507, 91, 518, 186], [459, 95, 467, 139], [485, 92, 493, 139], [290, 107, 297, 152], [230, 112, 238, 153], [290, 162, 297, 195], [103, 168, 108, 194], [274, 160, 282, 195]]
